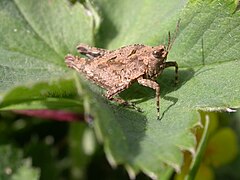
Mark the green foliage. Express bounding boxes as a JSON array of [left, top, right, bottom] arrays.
[[0, 0, 240, 179], [0, 145, 39, 180], [11, 159, 40, 180]]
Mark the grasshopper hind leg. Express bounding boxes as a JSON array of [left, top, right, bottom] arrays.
[[104, 86, 142, 112], [77, 44, 109, 59]]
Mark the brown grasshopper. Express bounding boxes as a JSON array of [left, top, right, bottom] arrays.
[[65, 21, 180, 119]]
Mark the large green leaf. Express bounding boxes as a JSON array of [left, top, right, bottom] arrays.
[[92, 0, 240, 178], [0, 0, 239, 179], [0, 0, 94, 93]]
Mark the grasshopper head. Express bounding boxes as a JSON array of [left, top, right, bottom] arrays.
[[152, 45, 168, 62], [152, 19, 180, 63]]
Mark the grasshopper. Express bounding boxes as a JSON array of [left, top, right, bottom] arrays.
[[65, 21, 180, 119]]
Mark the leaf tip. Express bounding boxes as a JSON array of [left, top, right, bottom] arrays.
[[196, 112, 204, 128], [125, 165, 136, 180], [144, 171, 158, 180], [173, 164, 181, 174], [165, 160, 181, 174], [226, 108, 236, 113], [105, 147, 117, 168], [188, 147, 196, 157]]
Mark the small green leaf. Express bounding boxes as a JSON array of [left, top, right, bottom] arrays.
[[0, 76, 82, 110]]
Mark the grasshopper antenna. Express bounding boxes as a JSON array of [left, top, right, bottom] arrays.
[[167, 19, 181, 51]]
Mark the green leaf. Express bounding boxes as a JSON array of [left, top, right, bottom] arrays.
[[0, 0, 94, 93], [0, 0, 240, 179], [95, 0, 188, 48], [0, 77, 82, 110], [92, 0, 240, 178], [187, 113, 211, 180]]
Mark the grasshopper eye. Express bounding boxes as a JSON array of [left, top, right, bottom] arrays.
[[152, 49, 164, 58]]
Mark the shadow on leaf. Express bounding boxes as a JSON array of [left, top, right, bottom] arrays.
[[120, 68, 195, 102], [109, 103, 147, 161]]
